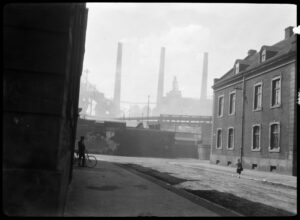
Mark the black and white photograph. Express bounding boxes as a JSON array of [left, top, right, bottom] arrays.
[[3, 2, 298, 217]]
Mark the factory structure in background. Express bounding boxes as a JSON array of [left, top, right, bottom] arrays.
[[79, 43, 213, 119], [112, 42, 123, 117], [152, 48, 212, 116]]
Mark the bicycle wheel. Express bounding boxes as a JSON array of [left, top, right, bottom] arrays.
[[85, 155, 97, 168]]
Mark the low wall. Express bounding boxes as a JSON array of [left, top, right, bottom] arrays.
[[76, 119, 205, 159], [113, 128, 175, 158], [210, 154, 294, 175]]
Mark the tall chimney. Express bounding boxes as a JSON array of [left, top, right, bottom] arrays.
[[200, 52, 208, 101], [113, 42, 122, 116], [156, 47, 165, 108], [285, 26, 294, 39]]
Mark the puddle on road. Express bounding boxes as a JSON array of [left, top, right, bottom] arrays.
[[87, 185, 119, 191]]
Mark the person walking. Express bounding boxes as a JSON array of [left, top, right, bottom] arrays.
[[236, 158, 243, 178], [78, 136, 86, 167]]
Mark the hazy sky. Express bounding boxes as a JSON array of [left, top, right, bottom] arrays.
[[82, 3, 296, 110]]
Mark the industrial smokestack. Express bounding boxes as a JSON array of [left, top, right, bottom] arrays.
[[156, 47, 165, 108], [113, 42, 122, 115], [200, 52, 208, 101]]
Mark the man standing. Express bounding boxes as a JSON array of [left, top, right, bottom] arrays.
[[78, 136, 86, 167]]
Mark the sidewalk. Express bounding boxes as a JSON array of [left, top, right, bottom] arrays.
[[63, 161, 230, 217], [168, 159, 297, 188]]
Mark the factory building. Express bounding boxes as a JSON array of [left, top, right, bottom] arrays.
[[153, 49, 213, 116]]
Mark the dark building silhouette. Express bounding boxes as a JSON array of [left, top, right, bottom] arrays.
[[211, 26, 296, 176], [3, 3, 88, 215]]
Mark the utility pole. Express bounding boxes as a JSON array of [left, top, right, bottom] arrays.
[[240, 76, 246, 166], [147, 95, 150, 121], [147, 95, 150, 128], [235, 76, 245, 166]]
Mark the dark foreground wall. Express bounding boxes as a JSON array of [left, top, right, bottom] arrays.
[[3, 4, 88, 216]]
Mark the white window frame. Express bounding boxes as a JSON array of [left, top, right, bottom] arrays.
[[227, 127, 235, 150], [216, 128, 222, 149], [253, 82, 263, 111], [251, 124, 261, 151], [235, 62, 239, 74], [217, 95, 224, 118], [261, 49, 266, 62], [270, 76, 281, 108], [269, 122, 280, 152], [228, 90, 236, 115]]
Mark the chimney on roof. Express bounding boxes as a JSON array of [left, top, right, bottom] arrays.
[[247, 49, 256, 56], [285, 26, 294, 39]]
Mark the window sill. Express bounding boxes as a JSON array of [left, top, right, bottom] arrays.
[[216, 147, 222, 150], [228, 113, 235, 116], [268, 148, 280, 153], [253, 108, 262, 112], [270, 104, 281, 109], [226, 147, 235, 151], [251, 148, 261, 152]]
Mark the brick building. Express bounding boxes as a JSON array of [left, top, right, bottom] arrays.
[[210, 26, 296, 176]]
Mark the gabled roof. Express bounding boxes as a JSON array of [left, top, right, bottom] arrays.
[[215, 32, 296, 84]]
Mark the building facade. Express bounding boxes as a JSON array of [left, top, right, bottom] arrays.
[[211, 27, 296, 176]]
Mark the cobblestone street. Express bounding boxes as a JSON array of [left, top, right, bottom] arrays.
[[94, 154, 297, 215]]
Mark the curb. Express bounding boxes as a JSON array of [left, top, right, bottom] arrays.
[[116, 163, 243, 217], [171, 162, 296, 189]]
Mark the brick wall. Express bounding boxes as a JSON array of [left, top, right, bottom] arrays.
[[211, 60, 296, 175]]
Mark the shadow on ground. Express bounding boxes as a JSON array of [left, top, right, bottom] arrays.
[[185, 189, 294, 216], [120, 163, 295, 217]]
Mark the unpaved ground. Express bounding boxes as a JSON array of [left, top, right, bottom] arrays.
[[93, 155, 297, 214]]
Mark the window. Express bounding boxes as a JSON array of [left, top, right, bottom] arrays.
[[218, 95, 224, 117], [235, 62, 239, 74], [252, 164, 258, 169], [216, 129, 222, 149], [269, 122, 280, 152], [261, 49, 266, 62], [227, 127, 234, 150], [252, 125, 261, 151], [253, 83, 262, 110], [229, 91, 236, 115], [270, 165, 277, 172], [271, 77, 281, 107]]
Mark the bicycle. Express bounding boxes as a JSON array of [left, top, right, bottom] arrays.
[[73, 151, 97, 168]]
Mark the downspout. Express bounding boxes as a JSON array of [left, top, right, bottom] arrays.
[[240, 75, 246, 165]]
